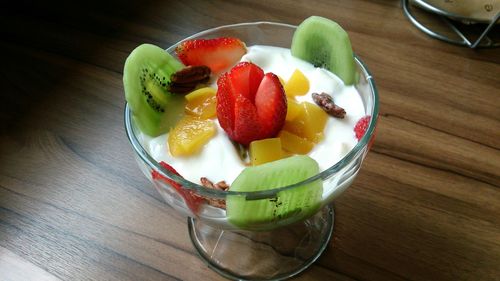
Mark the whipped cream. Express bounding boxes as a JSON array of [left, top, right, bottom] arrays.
[[141, 45, 365, 184]]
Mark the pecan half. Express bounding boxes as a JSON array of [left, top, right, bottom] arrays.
[[200, 177, 228, 209], [168, 65, 211, 94], [312, 92, 346, 118]]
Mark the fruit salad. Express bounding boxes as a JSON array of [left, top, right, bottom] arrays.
[[124, 16, 373, 227]]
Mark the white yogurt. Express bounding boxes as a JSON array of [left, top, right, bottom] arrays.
[[141, 45, 365, 184]]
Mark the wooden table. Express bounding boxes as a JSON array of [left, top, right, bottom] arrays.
[[1, 1, 499, 280]]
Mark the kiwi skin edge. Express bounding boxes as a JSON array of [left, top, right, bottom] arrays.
[[123, 44, 185, 137], [226, 155, 323, 230], [291, 16, 356, 86]]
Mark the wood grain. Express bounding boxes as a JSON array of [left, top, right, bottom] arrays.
[[0, 0, 499, 280]]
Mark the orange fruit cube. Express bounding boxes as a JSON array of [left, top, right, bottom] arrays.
[[286, 98, 301, 121], [185, 87, 217, 119], [279, 130, 315, 154], [284, 69, 309, 97], [168, 116, 216, 156], [249, 138, 283, 165], [283, 102, 328, 143]]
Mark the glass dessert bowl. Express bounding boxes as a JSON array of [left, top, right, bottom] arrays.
[[125, 21, 378, 280]]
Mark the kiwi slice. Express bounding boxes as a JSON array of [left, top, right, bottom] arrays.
[[124, 44, 186, 136], [291, 16, 356, 85], [226, 155, 323, 229]]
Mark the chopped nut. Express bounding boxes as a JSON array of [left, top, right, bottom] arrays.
[[201, 177, 229, 191], [168, 65, 211, 94], [171, 65, 211, 83], [312, 92, 346, 118], [206, 199, 226, 209], [200, 177, 228, 209], [214, 181, 229, 191], [200, 177, 214, 188]]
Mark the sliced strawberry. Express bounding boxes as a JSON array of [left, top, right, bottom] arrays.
[[233, 94, 262, 143], [216, 62, 263, 139], [175, 37, 247, 73], [151, 161, 204, 213], [216, 62, 287, 145], [354, 115, 370, 141], [255, 73, 287, 137], [354, 115, 377, 150], [229, 62, 264, 101], [216, 74, 235, 134]]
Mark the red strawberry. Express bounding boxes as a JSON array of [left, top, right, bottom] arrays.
[[255, 73, 287, 137], [216, 62, 287, 145], [175, 37, 247, 73], [233, 95, 261, 144], [354, 116, 370, 141], [216, 63, 264, 136], [151, 161, 204, 213], [354, 115, 377, 150], [228, 61, 264, 100]]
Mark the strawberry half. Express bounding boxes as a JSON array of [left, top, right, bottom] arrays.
[[175, 37, 247, 73], [216, 62, 287, 145], [151, 161, 204, 213], [354, 115, 377, 150], [354, 116, 370, 141]]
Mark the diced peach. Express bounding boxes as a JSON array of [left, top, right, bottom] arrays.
[[283, 102, 328, 143], [281, 149, 294, 158], [249, 138, 283, 165], [185, 87, 217, 119], [168, 116, 216, 156], [279, 130, 315, 154], [286, 98, 301, 121], [284, 69, 309, 97]]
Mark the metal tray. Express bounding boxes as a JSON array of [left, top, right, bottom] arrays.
[[402, 0, 500, 48]]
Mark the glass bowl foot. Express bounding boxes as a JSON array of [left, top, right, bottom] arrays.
[[188, 205, 334, 280]]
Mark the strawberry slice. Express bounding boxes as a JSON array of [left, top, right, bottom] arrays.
[[229, 61, 264, 100], [354, 115, 370, 141], [354, 115, 377, 150], [175, 37, 247, 73], [215, 74, 235, 134], [216, 62, 287, 145], [255, 73, 287, 138], [151, 161, 204, 213], [233, 94, 261, 143]]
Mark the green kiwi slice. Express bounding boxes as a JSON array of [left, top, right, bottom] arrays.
[[291, 16, 356, 85], [124, 44, 186, 136], [226, 155, 323, 229]]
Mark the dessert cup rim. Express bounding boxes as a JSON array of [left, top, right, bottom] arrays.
[[124, 21, 379, 199]]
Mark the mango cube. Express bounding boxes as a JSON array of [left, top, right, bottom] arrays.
[[168, 116, 216, 156], [185, 87, 217, 119], [281, 149, 294, 158], [286, 98, 301, 121], [249, 138, 283, 165], [284, 69, 309, 97], [283, 102, 328, 143], [279, 130, 315, 154]]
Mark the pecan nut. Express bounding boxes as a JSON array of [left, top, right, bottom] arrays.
[[312, 92, 346, 118], [168, 65, 211, 94], [200, 177, 228, 209]]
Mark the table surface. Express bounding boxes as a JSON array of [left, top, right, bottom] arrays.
[[1, 1, 499, 280]]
